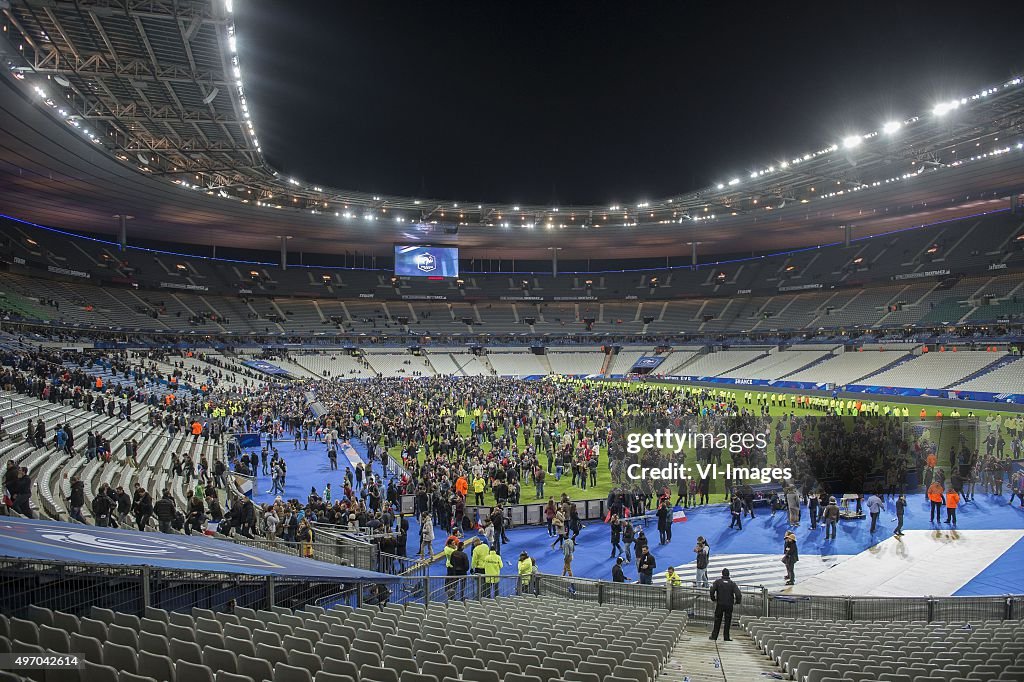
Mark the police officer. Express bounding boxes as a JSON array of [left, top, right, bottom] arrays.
[[709, 568, 742, 641]]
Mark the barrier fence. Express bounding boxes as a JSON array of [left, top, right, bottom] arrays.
[[2, 557, 1023, 623]]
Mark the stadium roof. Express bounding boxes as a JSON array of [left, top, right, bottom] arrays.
[[1, 0, 1024, 259]]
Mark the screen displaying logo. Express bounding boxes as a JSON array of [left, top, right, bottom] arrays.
[[415, 251, 437, 273]]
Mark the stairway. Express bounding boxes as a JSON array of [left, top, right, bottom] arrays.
[[664, 626, 779, 681]]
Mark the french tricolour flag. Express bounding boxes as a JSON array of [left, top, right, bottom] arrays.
[[672, 507, 688, 523]]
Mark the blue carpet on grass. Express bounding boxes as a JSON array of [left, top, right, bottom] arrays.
[[247, 436, 1024, 592]]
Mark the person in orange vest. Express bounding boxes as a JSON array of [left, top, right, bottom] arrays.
[[95, 377, 103, 391], [920, 408, 927, 421], [927, 481, 945, 524], [191, 421, 203, 440], [944, 486, 960, 526], [935, 409, 943, 421]]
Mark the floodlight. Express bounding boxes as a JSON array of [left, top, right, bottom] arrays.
[[882, 121, 901, 134], [843, 135, 863, 149]]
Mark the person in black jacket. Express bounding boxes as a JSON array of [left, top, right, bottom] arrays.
[[67, 476, 87, 524], [11, 467, 32, 518], [657, 501, 672, 544], [729, 496, 743, 530], [450, 541, 470, 599], [709, 568, 742, 641], [637, 545, 656, 584], [133, 489, 153, 531], [115, 486, 131, 527], [612, 556, 631, 583], [782, 530, 799, 585], [153, 491, 176, 533], [92, 485, 113, 527]]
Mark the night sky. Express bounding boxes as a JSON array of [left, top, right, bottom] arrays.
[[234, 1, 1024, 205]]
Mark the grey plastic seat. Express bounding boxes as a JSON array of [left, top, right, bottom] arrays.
[[487, 661, 522, 681], [120, 672, 158, 682], [196, 631, 226, 650], [504, 675, 542, 682], [138, 632, 169, 657], [274, 663, 313, 682], [400, 674, 438, 682], [10, 618, 39, 645], [226, 636, 257, 658], [359, 666, 399, 682], [26, 605, 54, 628], [71, 632, 103, 663], [420, 663, 458, 682], [170, 639, 203, 665], [415, 652, 448, 670], [90, 607, 116, 624], [509, 655, 541, 672], [176, 661, 215, 682], [322, 655, 358, 676], [141, 618, 169, 638], [114, 613, 142, 631], [52, 611, 80, 635], [284, 635, 314, 654], [85, 660, 121, 682], [314, 643, 346, 662], [109, 624, 140, 650], [170, 613, 195, 628], [205, 647, 239, 675], [167, 624, 195, 643], [383, 656, 417, 679], [287, 651, 323, 676], [256, 643, 289, 669], [253, 630, 282, 648], [563, 672, 599, 682], [139, 651, 177, 682], [524, 667, 558, 682], [145, 607, 170, 624], [463, 669, 500, 682], [196, 618, 223, 635], [349, 649, 382, 669], [217, 674, 254, 682], [238, 655, 274, 682], [38, 624, 71, 653], [104, 641, 139, 675], [225, 624, 251, 640]]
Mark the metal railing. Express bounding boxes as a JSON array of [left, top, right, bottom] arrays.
[[1, 556, 1022, 622]]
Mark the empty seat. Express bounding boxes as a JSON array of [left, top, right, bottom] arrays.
[[314, 643, 346, 662], [141, 619, 169, 638], [217, 674, 255, 682], [145, 608, 170, 624], [176, 661, 214, 682], [196, 631, 226, 650], [166, 624, 195, 643], [239, 655, 274, 682], [26, 606, 54, 628], [274, 664, 313, 682], [170, 639, 203, 665], [349, 649, 382, 669], [524, 667, 558, 682], [256, 643, 289, 669], [322, 659, 359, 681], [104, 642, 139, 675], [120, 671, 158, 682], [75, 619, 106, 645], [420, 663, 458, 682], [253, 630, 282, 648], [52, 611, 80, 635], [85, 660, 121, 682], [463, 669, 501, 682], [38, 624, 70, 653], [10, 618, 39, 645], [359, 666, 399, 682], [138, 651, 177, 682], [287, 651, 323, 676], [415, 652, 448, 670], [487, 661, 523, 681], [382, 656, 417, 679], [109, 624, 140, 650], [204, 647, 239, 675], [225, 624, 251, 640], [284, 636, 314, 654], [114, 613, 142, 631], [226, 636, 257, 659], [90, 607, 116, 624], [71, 632, 103, 663]]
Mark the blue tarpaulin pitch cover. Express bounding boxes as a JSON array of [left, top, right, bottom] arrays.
[[0, 516, 395, 581]]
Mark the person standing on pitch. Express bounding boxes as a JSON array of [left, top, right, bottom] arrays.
[[866, 491, 884, 533], [782, 530, 799, 585], [729, 495, 743, 530], [893, 494, 907, 537], [927, 480, 945, 524], [709, 568, 742, 641], [945, 485, 960, 526], [694, 536, 710, 587], [823, 496, 840, 540], [637, 545, 657, 585]]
